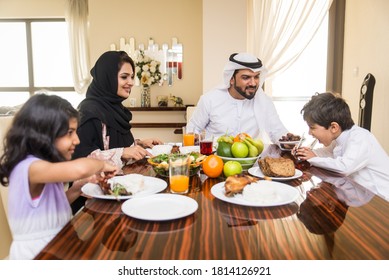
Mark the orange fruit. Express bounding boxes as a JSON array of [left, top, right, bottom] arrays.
[[233, 132, 251, 142], [202, 155, 224, 178]]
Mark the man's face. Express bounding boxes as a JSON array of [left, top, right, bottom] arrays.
[[230, 69, 260, 100]]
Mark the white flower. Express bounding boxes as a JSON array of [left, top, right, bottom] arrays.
[[135, 50, 163, 87]]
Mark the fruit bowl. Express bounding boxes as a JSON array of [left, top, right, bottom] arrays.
[[217, 154, 261, 170], [147, 152, 207, 177]]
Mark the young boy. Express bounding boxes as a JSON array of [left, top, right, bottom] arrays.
[[294, 92, 389, 201]]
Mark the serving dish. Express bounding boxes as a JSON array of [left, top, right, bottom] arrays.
[[248, 166, 303, 181], [217, 154, 261, 170], [147, 152, 207, 177]]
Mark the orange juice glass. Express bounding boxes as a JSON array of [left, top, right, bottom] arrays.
[[169, 154, 190, 194], [170, 175, 190, 193], [182, 126, 195, 146], [183, 133, 195, 146]]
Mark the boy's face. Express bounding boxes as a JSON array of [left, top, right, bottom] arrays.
[[307, 122, 340, 147], [55, 118, 80, 160]]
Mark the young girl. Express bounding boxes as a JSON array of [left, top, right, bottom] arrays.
[[0, 94, 118, 260], [294, 92, 389, 201]]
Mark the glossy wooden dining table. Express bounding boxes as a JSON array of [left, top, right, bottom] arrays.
[[35, 147, 389, 260]]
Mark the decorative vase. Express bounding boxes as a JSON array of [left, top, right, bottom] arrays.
[[140, 85, 151, 107]]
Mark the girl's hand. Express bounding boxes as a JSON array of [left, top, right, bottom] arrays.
[[102, 162, 118, 176], [90, 162, 117, 183]]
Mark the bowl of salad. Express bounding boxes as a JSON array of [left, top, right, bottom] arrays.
[[147, 152, 207, 177]]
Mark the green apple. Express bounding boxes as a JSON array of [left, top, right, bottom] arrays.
[[223, 161, 243, 177], [231, 142, 249, 158]]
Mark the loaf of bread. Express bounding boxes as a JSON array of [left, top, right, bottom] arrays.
[[258, 157, 295, 177]]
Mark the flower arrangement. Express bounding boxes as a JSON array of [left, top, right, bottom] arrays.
[[134, 50, 163, 87]]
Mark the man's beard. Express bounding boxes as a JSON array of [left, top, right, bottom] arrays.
[[233, 83, 258, 100]]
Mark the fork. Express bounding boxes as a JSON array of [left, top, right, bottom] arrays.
[[293, 132, 306, 157], [309, 139, 318, 149]]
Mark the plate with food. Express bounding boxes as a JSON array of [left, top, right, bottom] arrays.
[[121, 193, 198, 221], [210, 174, 299, 207], [248, 166, 303, 181], [278, 133, 302, 151], [256, 156, 299, 179], [81, 174, 167, 200], [278, 140, 300, 151]]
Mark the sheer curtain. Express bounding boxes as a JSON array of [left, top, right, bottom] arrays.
[[65, 0, 91, 94], [247, 0, 333, 81]]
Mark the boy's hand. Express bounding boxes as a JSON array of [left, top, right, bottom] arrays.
[[294, 147, 315, 161]]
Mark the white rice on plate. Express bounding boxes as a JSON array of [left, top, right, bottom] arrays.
[[242, 182, 281, 203]]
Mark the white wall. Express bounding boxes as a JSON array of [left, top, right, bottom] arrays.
[[202, 0, 247, 93], [342, 0, 389, 152]]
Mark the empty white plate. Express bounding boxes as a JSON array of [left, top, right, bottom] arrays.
[[121, 193, 198, 221]]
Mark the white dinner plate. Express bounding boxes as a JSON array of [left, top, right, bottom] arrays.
[[248, 166, 303, 181], [179, 146, 200, 154], [211, 181, 300, 207], [151, 144, 173, 156], [81, 175, 167, 200], [121, 193, 198, 221]]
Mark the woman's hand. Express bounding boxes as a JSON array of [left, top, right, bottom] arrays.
[[137, 138, 163, 148], [122, 146, 152, 161]]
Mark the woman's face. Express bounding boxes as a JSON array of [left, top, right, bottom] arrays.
[[117, 62, 135, 99], [55, 118, 80, 161]]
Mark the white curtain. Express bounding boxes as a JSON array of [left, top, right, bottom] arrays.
[[65, 0, 91, 94], [247, 0, 333, 80]]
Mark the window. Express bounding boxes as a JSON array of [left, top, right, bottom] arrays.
[[0, 19, 83, 109], [267, 14, 329, 137]]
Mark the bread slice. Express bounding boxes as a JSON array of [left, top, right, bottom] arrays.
[[258, 157, 295, 177]]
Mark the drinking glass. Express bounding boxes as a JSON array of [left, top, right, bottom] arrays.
[[169, 154, 190, 194], [199, 130, 214, 155], [182, 126, 195, 146]]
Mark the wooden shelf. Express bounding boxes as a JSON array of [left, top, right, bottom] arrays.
[[128, 107, 190, 134], [127, 106, 191, 111], [131, 122, 185, 129]]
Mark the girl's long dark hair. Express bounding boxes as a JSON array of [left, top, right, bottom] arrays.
[[0, 94, 79, 186]]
